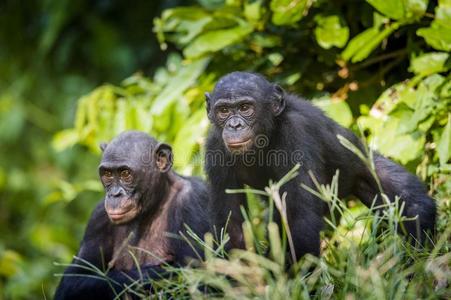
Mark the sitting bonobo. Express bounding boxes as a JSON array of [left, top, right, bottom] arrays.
[[204, 72, 436, 260], [55, 131, 210, 300]]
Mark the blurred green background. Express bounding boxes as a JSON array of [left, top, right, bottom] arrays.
[[0, 0, 449, 298]]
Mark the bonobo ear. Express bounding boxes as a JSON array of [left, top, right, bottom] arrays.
[[154, 143, 173, 173], [205, 92, 211, 113], [272, 84, 286, 116], [99, 142, 108, 152]]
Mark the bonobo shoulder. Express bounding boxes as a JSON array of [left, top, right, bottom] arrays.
[[79, 200, 111, 242], [284, 93, 329, 118], [278, 93, 336, 136], [175, 175, 208, 205]]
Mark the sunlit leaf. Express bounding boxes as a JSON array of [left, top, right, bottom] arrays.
[[404, 0, 429, 19], [399, 82, 437, 133], [197, 0, 225, 10], [375, 117, 425, 164], [417, 5, 451, 51], [151, 58, 209, 115], [270, 0, 309, 25], [417, 26, 451, 52], [154, 7, 212, 46], [409, 52, 450, 76], [366, 0, 405, 20], [342, 23, 399, 63], [244, 0, 264, 23], [341, 27, 380, 62], [183, 24, 253, 58], [366, 0, 428, 20], [437, 114, 451, 165], [172, 110, 209, 174], [0, 250, 22, 277], [313, 98, 353, 127], [314, 15, 349, 49], [52, 129, 79, 151]]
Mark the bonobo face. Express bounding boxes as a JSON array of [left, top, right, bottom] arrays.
[[98, 131, 173, 224], [213, 98, 257, 153], [206, 72, 285, 154]]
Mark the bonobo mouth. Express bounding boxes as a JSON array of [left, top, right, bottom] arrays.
[[227, 139, 251, 148], [226, 138, 253, 152], [106, 205, 140, 224]]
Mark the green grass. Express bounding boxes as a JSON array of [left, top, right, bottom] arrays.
[[56, 138, 450, 299]]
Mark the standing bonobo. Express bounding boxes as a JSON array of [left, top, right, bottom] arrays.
[[55, 131, 210, 300], [205, 71, 436, 259]]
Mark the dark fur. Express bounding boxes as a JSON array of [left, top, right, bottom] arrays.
[[205, 72, 436, 259], [55, 131, 209, 300]]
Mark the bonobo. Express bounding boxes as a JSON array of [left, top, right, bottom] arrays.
[[205, 71, 436, 259], [55, 131, 210, 300]]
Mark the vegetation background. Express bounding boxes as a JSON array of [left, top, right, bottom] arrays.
[[0, 0, 449, 299]]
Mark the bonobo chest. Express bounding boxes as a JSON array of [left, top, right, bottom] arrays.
[[108, 206, 174, 270], [235, 163, 269, 189]]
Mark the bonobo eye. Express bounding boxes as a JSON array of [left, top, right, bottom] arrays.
[[102, 170, 114, 185], [120, 169, 133, 183], [239, 103, 254, 116], [217, 107, 230, 119]]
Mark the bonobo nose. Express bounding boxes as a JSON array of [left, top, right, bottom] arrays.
[[109, 186, 125, 197], [227, 118, 244, 130]]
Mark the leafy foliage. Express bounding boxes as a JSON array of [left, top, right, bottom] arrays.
[[0, 0, 449, 298]]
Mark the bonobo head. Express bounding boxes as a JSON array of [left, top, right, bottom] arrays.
[[98, 131, 173, 224], [205, 72, 285, 154]]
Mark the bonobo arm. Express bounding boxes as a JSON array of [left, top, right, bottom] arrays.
[[205, 165, 246, 250], [54, 202, 171, 300], [54, 201, 120, 300], [170, 177, 211, 263], [280, 177, 324, 259], [354, 154, 436, 243]]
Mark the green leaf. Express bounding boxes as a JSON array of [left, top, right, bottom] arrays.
[[151, 58, 209, 115], [154, 7, 212, 46], [439, 75, 451, 97], [0, 250, 22, 277], [366, 0, 405, 20], [372, 82, 410, 112], [270, 0, 309, 25], [436, 4, 451, 28], [314, 15, 349, 49], [183, 24, 253, 58], [251, 33, 282, 49], [342, 23, 398, 62], [418, 115, 436, 132], [404, 0, 429, 20], [376, 117, 425, 164], [437, 114, 451, 165], [422, 73, 447, 91], [417, 5, 451, 51], [351, 24, 398, 62], [313, 97, 353, 127], [366, 0, 428, 20], [417, 26, 451, 51], [342, 27, 380, 61], [113, 99, 128, 134], [409, 52, 450, 76], [244, 0, 263, 23], [52, 129, 80, 151], [197, 0, 225, 10], [399, 82, 437, 133], [172, 110, 209, 174]]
